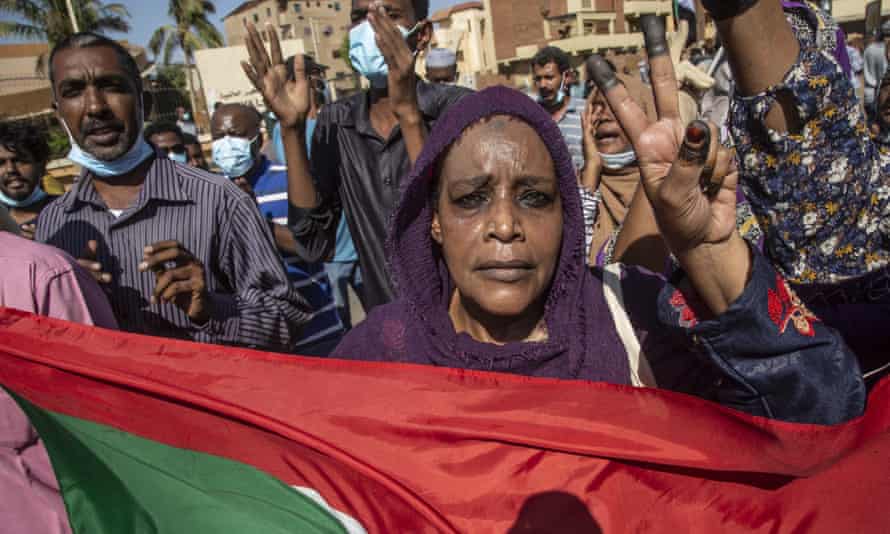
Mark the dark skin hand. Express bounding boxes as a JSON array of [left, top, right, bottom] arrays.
[[138, 240, 212, 325], [588, 14, 749, 316], [78, 239, 112, 284]]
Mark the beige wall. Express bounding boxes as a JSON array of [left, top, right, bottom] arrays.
[[195, 39, 307, 113]]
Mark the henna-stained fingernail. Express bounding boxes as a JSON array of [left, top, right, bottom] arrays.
[[641, 14, 668, 57], [586, 54, 618, 92], [678, 120, 710, 163]]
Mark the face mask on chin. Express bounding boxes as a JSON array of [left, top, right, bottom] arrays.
[[599, 149, 638, 171], [349, 20, 421, 88], [537, 72, 567, 108], [58, 94, 154, 178]]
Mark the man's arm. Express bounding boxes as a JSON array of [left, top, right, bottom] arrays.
[[197, 196, 313, 351]]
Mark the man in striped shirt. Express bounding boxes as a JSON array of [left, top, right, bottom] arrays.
[[211, 103, 343, 355], [36, 32, 313, 352], [532, 46, 585, 172]]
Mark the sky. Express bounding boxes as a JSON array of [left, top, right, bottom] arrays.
[[1, 0, 464, 58]]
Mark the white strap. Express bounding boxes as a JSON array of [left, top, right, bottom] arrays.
[[602, 264, 658, 388]]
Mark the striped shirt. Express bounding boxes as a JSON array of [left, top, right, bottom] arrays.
[[35, 156, 313, 352], [250, 158, 344, 350], [557, 97, 586, 172]]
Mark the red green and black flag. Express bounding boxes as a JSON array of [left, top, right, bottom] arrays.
[[1, 308, 888, 533]]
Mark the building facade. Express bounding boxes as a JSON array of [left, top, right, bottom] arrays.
[[222, 0, 353, 87], [428, 2, 498, 88], [482, 0, 673, 87]]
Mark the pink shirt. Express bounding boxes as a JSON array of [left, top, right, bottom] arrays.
[[0, 232, 117, 534], [0, 232, 117, 328]]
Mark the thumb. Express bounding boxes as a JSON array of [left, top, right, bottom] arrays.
[[83, 239, 98, 260]]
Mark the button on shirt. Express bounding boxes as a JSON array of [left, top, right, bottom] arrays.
[[290, 82, 471, 310], [36, 157, 312, 351], [248, 157, 344, 351]]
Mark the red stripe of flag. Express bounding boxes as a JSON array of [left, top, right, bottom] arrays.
[[1, 308, 888, 533]]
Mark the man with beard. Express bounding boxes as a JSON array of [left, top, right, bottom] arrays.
[[0, 122, 56, 239], [36, 32, 313, 352]]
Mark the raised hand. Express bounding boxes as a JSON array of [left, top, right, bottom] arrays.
[[586, 15, 735, 253], [366, 1, 428, 119], [579, 96, 604, 191], [241, 22, 310, 129], [588, 14, 747, 314]]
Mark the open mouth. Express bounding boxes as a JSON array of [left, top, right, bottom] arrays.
[[84, 124, 124, 145]]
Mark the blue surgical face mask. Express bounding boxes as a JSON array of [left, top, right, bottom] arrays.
[[349, 20, 420, 88], [61, 119, 154, 178], [58, 95, 154, 178], [212, 135, 258, 178], [0, 183, 47, 208], [168, 150, 188, 164], [600, 149, 637, 170]]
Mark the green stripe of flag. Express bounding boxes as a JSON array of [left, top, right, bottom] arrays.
[[11, 391, 362, 534]]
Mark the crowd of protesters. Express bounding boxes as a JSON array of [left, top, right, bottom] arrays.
[[3, 0, 890, 429]]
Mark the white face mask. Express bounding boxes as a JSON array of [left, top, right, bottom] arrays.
[[599, 150, 637, 170]]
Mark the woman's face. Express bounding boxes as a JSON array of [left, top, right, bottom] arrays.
[[432, 116, 563, 318], [590, 91, 632, 155]]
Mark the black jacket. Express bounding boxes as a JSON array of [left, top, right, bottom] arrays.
[[290, 82, 471, 310]]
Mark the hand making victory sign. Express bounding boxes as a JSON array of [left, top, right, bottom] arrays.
[[587, 14, 748, 315]]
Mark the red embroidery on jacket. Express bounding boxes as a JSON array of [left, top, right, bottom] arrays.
[[669, 289, 699, 328], [767, 274, 819, 337]]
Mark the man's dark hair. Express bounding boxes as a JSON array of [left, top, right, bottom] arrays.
[[182, 132, 200, 146], [533, 46, 571, 73], [143, 121, 184, 144], [49, 32, 143, 94], [0, 121, 51, 165], [413, 0, 429, 20]]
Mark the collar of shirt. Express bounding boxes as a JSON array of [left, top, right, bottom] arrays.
[[62, 156, 192, 215], [338, 82, 441, 140]]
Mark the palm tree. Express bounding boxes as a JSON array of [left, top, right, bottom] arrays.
[[149, 1, 223, 126], [0, 0, 131, 73]]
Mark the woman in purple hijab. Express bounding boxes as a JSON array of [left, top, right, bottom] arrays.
[[331, 84, 865, 426]]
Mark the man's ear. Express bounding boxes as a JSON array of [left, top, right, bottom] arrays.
[[431, 209, 443, 245]]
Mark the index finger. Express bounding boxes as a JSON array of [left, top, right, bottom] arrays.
[[266, 22, 284, 66], [586, 54, 650, 144], [244, 21, 270, 73], [144, 240, 183, 256], [640, 14, 680, 121]]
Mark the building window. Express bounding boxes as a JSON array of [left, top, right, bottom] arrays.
[[304, 26, 312, 36], [293, 3, 301, 12], [582, 0, 591, 7], [328, 3, 333, 8], [323, 25, 333, 36], [267, 7, 272, 17], [334, 2, 341, 11], [253, 13, 259, 23]]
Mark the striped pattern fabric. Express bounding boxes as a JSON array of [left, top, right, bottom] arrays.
[[251, 158, 344, 350], [557, 97, 586, 172], [35, 157, 312, 352]]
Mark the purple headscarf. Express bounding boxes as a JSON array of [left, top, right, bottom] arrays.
[[334, 87, 631, 384]]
